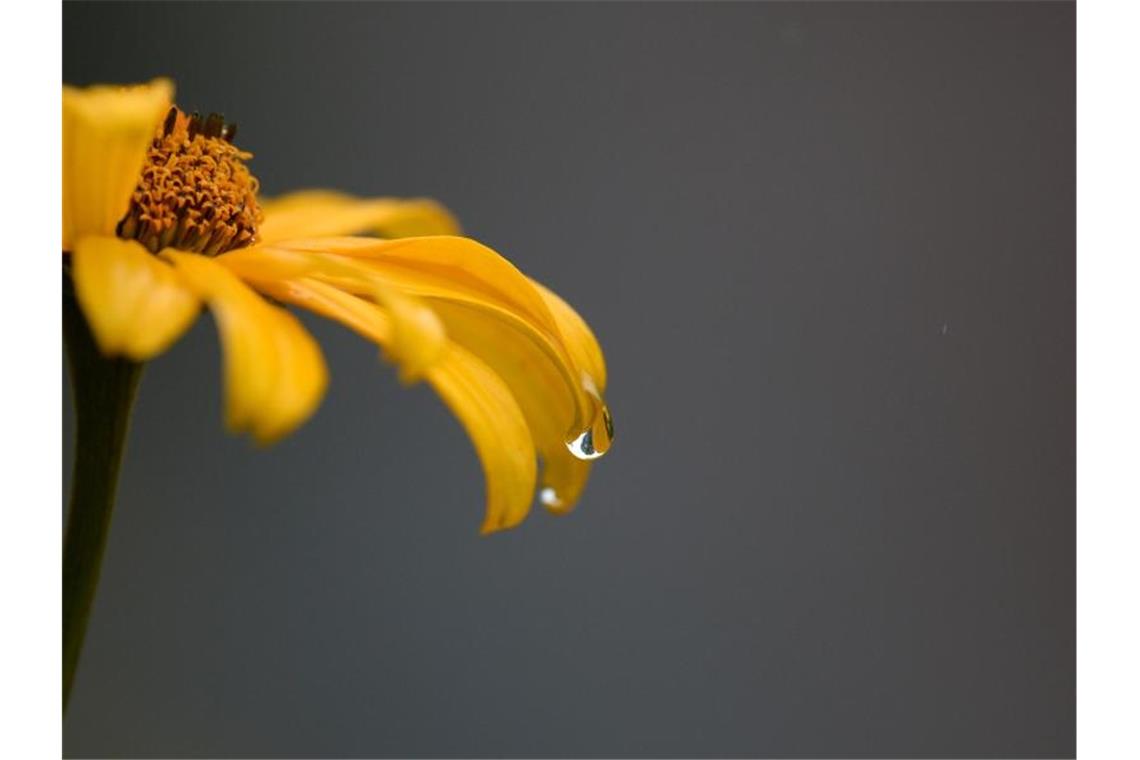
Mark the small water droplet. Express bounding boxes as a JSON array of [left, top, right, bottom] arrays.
[[565, 387, 614, 462], [540, 487, 563, 509]]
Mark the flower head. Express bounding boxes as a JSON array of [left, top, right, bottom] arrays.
[[62, 79, 613, 532], [118, 107, 261, 255]]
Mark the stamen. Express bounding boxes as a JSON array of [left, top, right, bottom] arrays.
[[162, 106, 177, 137], [117, 107, 262, 256], [203, 112, 225, 139]]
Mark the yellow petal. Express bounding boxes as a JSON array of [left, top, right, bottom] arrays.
[[423, 298, 587, 445], [314, 266, 601, 458], [269, 237, 597, 428], [258, 190, 461, 244], [267, 236, 613, 512], [258, 277, 536, 532], [431, 342, 538, 533], [163, 251, 328, 444], [218, 245, 445, 382], [431, 299, 611, 516], [63, 79, 173, 252], [70, 236, 200, 360], [526, 283, 610, 511], [529, 278, 608, 392], [266, 237, 557, 338]]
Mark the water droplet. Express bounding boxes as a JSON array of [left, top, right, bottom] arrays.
[[565, 388, 614, 462], [540, 487, 563, 509]]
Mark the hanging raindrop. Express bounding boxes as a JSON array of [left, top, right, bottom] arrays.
[[565, 383, 614, 461]]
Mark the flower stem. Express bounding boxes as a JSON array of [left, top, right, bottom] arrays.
[[62, 279, 143, 711]]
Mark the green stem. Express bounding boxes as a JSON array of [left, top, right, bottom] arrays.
[[63, 279, 142, 711]]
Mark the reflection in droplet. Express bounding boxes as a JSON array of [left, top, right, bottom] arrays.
[[565, 382, 614, 461]]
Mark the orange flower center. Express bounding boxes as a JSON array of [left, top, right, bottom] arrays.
[[116, 107, 263, 256]]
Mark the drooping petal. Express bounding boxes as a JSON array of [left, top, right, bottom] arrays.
[[268, 238, 596, 422], [263, 235, 612, 512], [375, 278, 613, 513], [258, 191, 460, 244], [70, 235, 200, 360], [218, 245, 446, 382], [265, 237, 559, 339], [422, 298, 585, 445], [257, 277, 537, 532], [163, 251, 328, 445], [430, 343, 538, 532], [529, 278, 608, 392], [526, 283, 610, 511], [62, 79, 173, 251], [308, 261, 602, 462]]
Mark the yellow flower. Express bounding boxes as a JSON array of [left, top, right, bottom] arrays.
[[62, 79, 613, 533]]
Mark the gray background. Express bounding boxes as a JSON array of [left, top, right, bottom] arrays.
[[63, 2, 1075, 757]]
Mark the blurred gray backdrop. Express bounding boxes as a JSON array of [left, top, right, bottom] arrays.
[[63, 2, 1074, 757]]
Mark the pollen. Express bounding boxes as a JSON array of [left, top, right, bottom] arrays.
[[117, 108, 263, 256]]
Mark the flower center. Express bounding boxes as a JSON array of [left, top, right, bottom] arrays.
[[116, 107, 263, 256]]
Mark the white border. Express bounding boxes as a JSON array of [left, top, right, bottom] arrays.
[[0, 0, 62, 757], [1078, 0, 1140, 757]]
